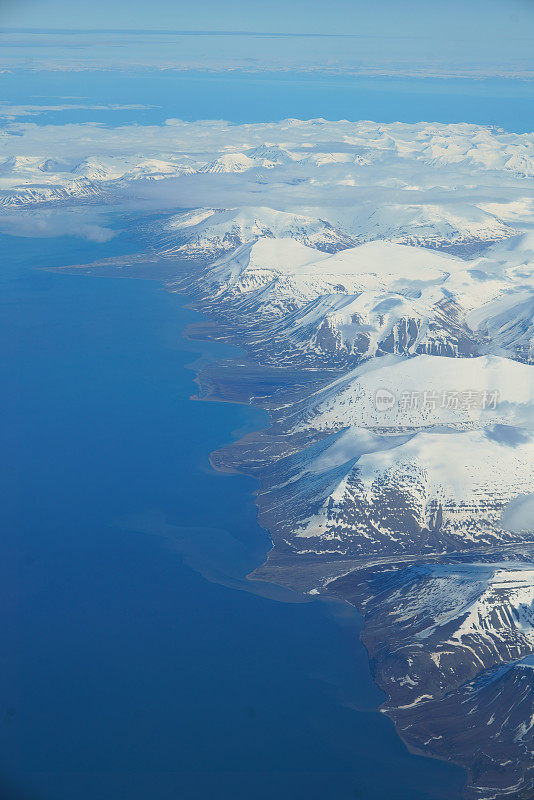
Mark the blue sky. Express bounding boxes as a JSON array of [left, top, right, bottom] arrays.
[[2, 0, 533, 40], [1, 0, 532, 79]]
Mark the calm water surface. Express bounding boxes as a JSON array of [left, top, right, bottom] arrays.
[[5, 70, 534, 130], [0, 233, 466, 800]]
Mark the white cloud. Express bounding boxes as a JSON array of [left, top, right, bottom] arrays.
[[502, 494, 534, 533], [0, 210, 117, 242], [0, 103, 155, 120]]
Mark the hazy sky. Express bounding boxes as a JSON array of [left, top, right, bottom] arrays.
[[1, 0, 533, 39], [1, 0, 532, 79]]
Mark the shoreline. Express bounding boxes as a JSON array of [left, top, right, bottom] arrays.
[[55, 259, 533, 799], [177, 284, 534, 800], [177, 287, 472, 795]]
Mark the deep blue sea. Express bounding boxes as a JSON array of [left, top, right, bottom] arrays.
[[4, 69, 534, 131], [3, 69, 532, 800]]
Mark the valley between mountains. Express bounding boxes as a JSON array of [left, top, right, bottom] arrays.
[[3, 118, 534, 799]]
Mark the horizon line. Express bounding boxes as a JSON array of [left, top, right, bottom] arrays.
[[3, 27, 533, 41]]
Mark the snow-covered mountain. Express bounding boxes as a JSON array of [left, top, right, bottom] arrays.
[[341, 562, 534, 705], [345, 202, 518, 254], [198, 153, 256, 174], [393, 658, 534, 799], [246, 143, 296, 164], [174, 229, 532, 369], [182, 238, 465, 321], [0, 179, 102, 207], [329, 562, 534, 798], [256, 423, 534, 559], [72, 157, 126, 181], [248, 291, 476, 367], [159, 206, 356, 261], [469, 290, 534, 364], [247, 353, 533, 558]]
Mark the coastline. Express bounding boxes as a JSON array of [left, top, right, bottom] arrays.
[[55, 258, 533, 799], [56, 258, 468, 787], [177, 283, 534, 800], [177, 285, 472, 793]]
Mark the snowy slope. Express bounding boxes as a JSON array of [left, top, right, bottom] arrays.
[[378, 562, 534, 645], [288, 426, 534, 555], [344, 202, 517, 253], [160, 206, 356, 259], [468, 290, 534, 363], [288, 353, 534, 431], [246, 143, 296, 164], [252, 290, 476, 366], [333, 560, 534, 799], [198, 153, 256, 174], [186, 239, 466, 320]]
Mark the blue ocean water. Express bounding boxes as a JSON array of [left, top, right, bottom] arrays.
[[0, 233, 465, 800], [4, 69, 534, 131], [3, 68, 531, 800]]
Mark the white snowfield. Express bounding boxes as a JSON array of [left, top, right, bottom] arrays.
[[194, 238, 477, 326], [214, 238, 459, 283], [340, 201, 518, 247], [290, 353, 534, 431]]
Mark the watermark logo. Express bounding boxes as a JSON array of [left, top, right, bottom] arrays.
[[374, 387, 397, 412], [373, 387, 500, 413]]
